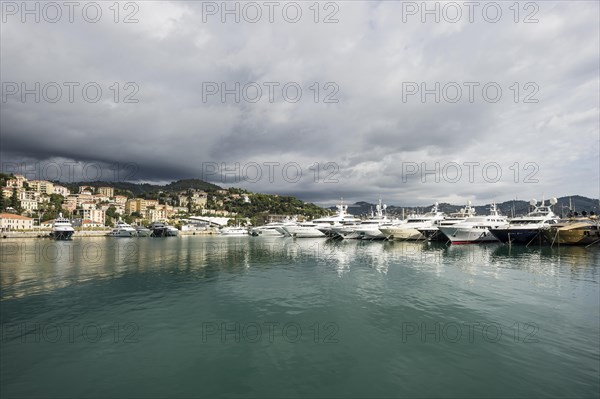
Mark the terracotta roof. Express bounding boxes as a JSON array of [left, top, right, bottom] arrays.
[[0, 213, 34, 220]]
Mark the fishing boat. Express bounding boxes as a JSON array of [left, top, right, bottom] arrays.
[[489, 198, 559, 244], [51, 213, 75, 240]]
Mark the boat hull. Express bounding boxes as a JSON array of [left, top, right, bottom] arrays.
[[357, 229, 386, 240], [151, 227, 168, 237], [250, 229, 283, 237], [52, 230, 74, 240], [417, 228, 448, 242], [542, 228, 600, 245], [108, 230, 137, 237], [282, 226, 326, 238], [379, 227, 423, 241], [135, 229, 152, 237], [438, 227, 499, 244], [488, 228, 543, 244]]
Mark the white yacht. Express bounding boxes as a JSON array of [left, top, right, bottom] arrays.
[[165, 225, 179, 236], [250, 223, 286, 237], [438, 203, 508, 244], [282, 221, 327, 238], [379, 203, 445, 240], [418, 202, 477, 241], [219, 225, 248, 236], [148, 222, 178, 237], [51, 213, 75, 240], [282, 200, 360, 238], [135, 225, 152, 237], [338, 199, 391, 240], [489, 198, 559, 244], [107, 218, 138, 237]]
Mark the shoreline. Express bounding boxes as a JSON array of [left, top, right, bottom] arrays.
[[0, 230, 218, 239]]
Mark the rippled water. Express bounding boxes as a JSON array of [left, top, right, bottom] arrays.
[[1, 237, 599, 398]]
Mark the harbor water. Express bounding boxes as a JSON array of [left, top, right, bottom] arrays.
[[1, 236, 599, 398]]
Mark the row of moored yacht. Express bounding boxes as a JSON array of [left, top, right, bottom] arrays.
[[107, 220, 179, 237], [244, 198, 600, 246], [50, 214, 179, 240]]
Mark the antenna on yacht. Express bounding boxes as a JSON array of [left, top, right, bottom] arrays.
[[569, 197, 573, 213], [530, 199, 537, 213]]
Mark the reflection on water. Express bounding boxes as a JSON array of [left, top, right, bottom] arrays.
[[2, 237, 598, 300], [1, 236, 599, 398]]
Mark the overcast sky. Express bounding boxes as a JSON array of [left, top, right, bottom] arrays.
[[1, 1, 598, 206]]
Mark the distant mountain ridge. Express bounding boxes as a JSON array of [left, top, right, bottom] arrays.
[[331, 196, 599, 218]]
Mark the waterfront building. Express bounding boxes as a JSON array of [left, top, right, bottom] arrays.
[[0, 213, 34, 231]]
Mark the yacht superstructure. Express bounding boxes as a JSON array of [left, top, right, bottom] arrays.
[[282, 200, 360, 238], [438, 203, 508, 244], [379, 203, 445, 240], [51, 213, 75, 240]]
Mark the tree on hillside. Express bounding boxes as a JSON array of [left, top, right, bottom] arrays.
[[186, 189, 193, 213], [9, 188, 21, 213]]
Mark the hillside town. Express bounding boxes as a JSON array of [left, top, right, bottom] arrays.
[[0, 174, 250, 231]]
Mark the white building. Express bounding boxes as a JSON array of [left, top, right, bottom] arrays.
[[73, 208, 105, 225], [21, 199, 39, 213], [0, 213, 34, 231], [53, 185, 70, 197]]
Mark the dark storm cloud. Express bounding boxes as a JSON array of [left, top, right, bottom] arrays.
[[1, 1, 598, 206]]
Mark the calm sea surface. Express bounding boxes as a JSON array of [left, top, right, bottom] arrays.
[[1, 236, 599, 398]]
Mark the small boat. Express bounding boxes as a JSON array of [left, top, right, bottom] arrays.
[[489, 198, 559, 244], [148, 222, 168, 237], [148, 222, 178, 237], [135, 226, 152, 237], [438, 203, 508, 244], [107, 218, 137, 237], [165, 225, 179, 236], [541, 215, 600, 246], [51, 213, 75, 240]]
